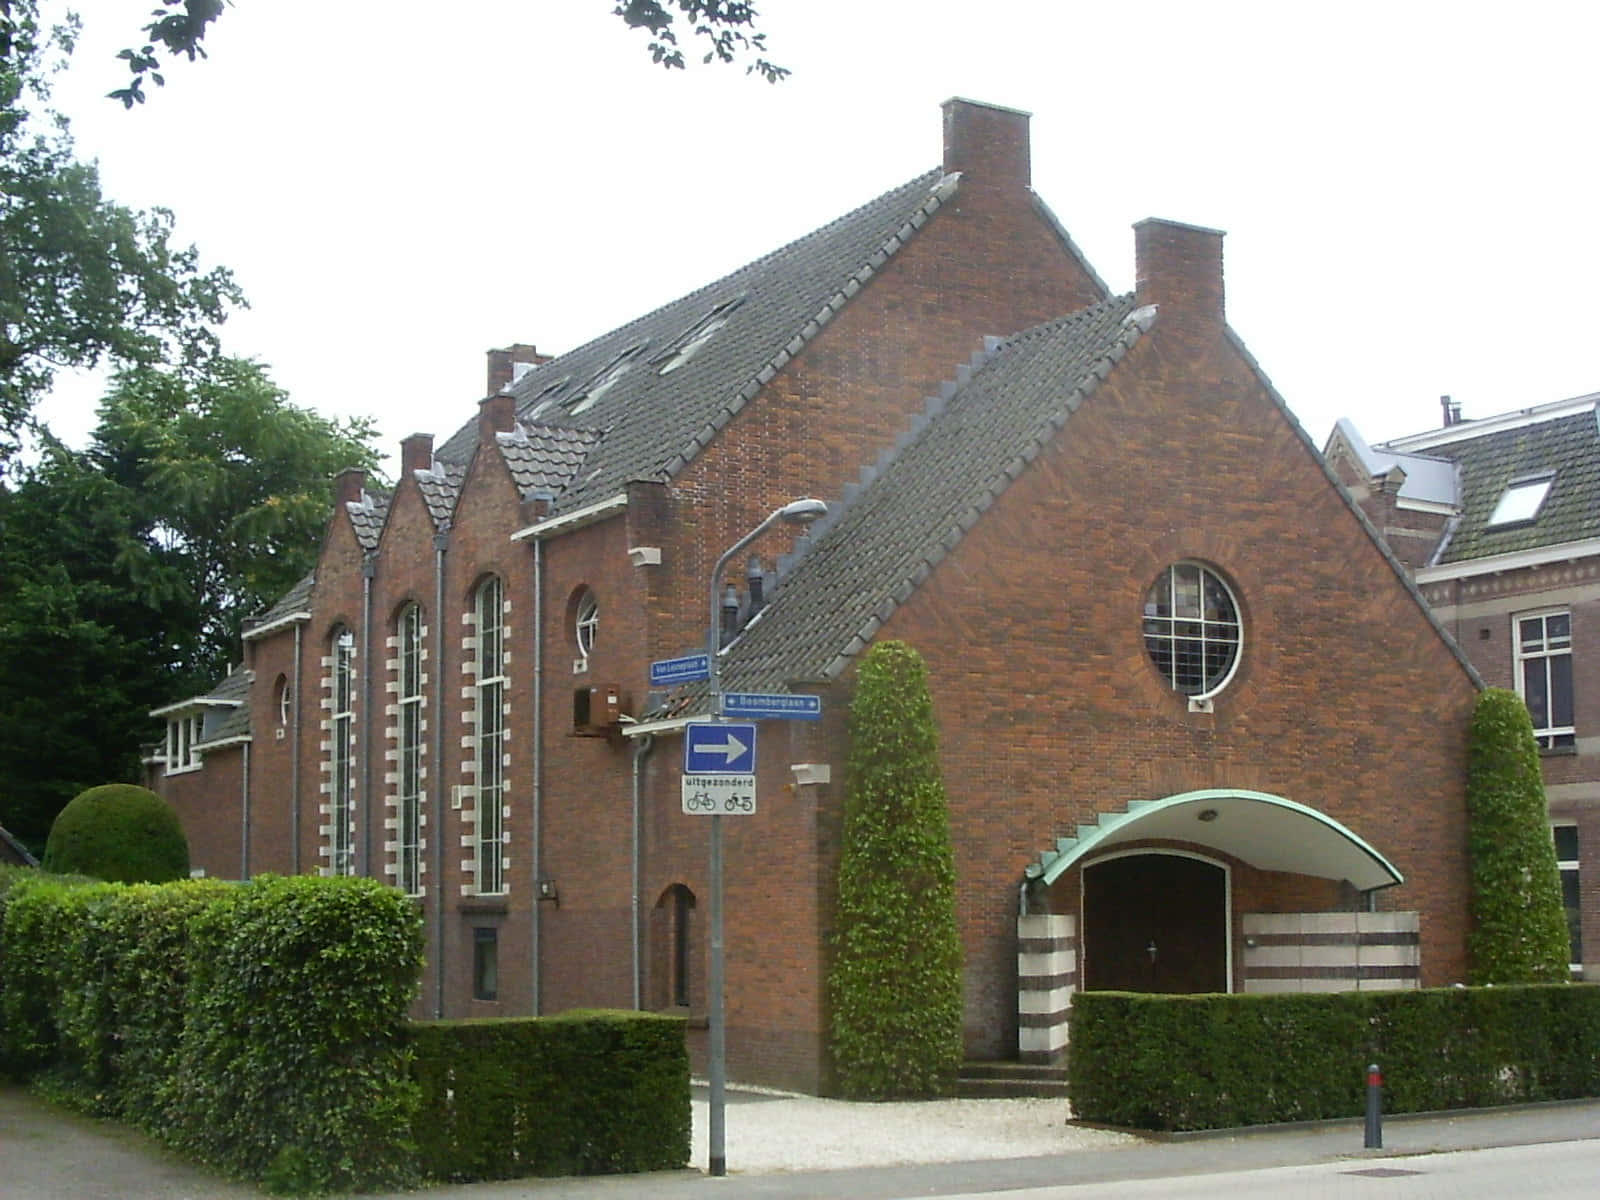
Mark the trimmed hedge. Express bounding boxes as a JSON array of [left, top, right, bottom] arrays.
[[0, 872, 423, 1195], [411, 1011, 690, 1182], [1069, 985, 1600, 1131]]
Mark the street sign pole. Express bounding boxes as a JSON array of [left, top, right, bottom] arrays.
[[701, 499, 824, 1180]]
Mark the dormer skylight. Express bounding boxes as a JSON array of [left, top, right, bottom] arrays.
[[568, 344, 647, 415], [1487, 473, 1554, 527], [523, 376, 571, 422], [652, 297, 744, 375]]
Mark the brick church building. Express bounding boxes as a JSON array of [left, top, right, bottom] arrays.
[[152, 99, 1482, 1092]]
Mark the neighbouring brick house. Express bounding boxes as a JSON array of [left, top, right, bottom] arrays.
[[150, 99, 1482, 1092], [1329, 395, 1600, 980]]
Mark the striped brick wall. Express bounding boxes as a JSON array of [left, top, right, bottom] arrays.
[[1242, 912, 1420, 993], [1017, 913, 1075, 1063]]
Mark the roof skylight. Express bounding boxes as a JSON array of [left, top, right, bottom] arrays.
[[652, 297, 744, 375], [1487, 474, 1554, 527], [568, 345, 647, 415]]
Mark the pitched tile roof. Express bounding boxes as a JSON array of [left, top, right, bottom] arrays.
[[498, 423, 604, 501], [1377, 401, 1600, 563], [434, 170, 963, 513], [346, 489, 391, 550], [244, 571, 316, 640], [415, 460, 466, 529], [718, 295, 1150, 693]]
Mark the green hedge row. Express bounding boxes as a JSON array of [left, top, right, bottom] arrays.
[[1069, 986, 1600, 1131], [411, 1011, 690, 1181], [0, 871, 423, 1194]]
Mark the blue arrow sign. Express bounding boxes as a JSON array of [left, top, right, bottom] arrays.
[[720, 692, 822, 721], [650, 653, 710, 687], [685, 722, 757, 774]]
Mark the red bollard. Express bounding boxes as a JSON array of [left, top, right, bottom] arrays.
[[1364, 1063, 1383, 1149]]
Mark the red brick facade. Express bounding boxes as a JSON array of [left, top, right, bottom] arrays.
[[156, 99, 1480, 1093]]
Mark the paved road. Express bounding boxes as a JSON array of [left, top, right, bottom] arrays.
[[3, 1084, 1598, 1199]]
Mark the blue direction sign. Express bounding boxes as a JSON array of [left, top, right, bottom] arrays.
[[720, 692, 822, 721], [650, 652, 710, 688], [685, 722, 757, 774]]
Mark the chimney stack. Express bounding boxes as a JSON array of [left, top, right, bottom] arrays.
[[334, 467, 366, 507], [1134, 218, 1226, 334], [942, 97, 1031, 191], [401, 432, 434, 475], [487, 343, 550, 397], [1440, 395, 1462, 427], [478, 392, 515, 445]]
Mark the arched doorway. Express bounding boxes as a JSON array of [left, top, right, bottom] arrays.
[[1081, 852, 1228, 993]]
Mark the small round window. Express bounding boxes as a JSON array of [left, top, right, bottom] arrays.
[[1142, 563, 1241, 697]]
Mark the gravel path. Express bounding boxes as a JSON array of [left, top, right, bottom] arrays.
[[690, 1093, 1138, 1173]]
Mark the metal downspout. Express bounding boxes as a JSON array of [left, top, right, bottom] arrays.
[[631, 734, 654, 1009], [433, 532, 449, 1019], [361, 554, 376, 877], [291, 624, 303, 874], [531, 536, 544, 1015], [240, 742, 251, 880]]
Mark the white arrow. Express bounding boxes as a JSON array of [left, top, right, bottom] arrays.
[[701, 732, 749, 764]]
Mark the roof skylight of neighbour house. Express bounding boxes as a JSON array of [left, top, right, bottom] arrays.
[[1487, 474, 1554, 527], [652, 297, 745, 375]]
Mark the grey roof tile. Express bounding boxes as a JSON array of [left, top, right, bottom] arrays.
[[718, 294, 1146, 693], [415, 460, 466, 529], [247, 571, 315, 637], [434, 170, 960, 514], [346, 489, 391, 550], [498, 422, 604, 500]]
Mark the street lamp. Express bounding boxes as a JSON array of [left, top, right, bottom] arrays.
[[705, 496, 826, 1178]]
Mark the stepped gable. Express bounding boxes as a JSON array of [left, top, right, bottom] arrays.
[[720, 294, 1149, 692], [497, 422, 604, 501], [432, 169, 959, 512]]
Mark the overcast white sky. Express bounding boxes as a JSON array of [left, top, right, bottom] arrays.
[[34, 1, 1600, 474]]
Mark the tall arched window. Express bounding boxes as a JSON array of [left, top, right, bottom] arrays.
[[475, 578, 506, 894], [330, 626, 355, 876], [398, 603, 424, 895]]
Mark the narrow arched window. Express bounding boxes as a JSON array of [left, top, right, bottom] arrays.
[[330, 626, 355, 875], [474, 578, 506, 894], [398, 603, 424, 894]]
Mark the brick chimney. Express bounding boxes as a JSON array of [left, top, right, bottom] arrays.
[[401, 432, 434, 475], [334, 467, 365, 506], [1134, 218, 1226, 335], [487, 343, 550, 397], [478, 392, 515, 445], [942, 97, 1031, 191]]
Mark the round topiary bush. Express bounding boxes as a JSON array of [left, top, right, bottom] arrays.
[[42, 784, 190, 884]]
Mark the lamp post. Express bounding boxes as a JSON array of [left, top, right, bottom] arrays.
[[705, 497, 826, 1178]]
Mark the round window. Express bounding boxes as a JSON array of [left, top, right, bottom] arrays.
[[1141, 563, 1241, 697]]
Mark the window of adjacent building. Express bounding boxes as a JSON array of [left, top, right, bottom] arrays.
[[1142, 562, 1242, 697], [331, 627, 356, 876], [1553, 823, 1582, 975], [575, 587, 599, 661], [1515, 611, 1574, 749], [1487, 473, 1554, 527], [472, 927, 498, 1001], [398, 603, 424, 896], [166, 712, 203, 773], [475, 578, 506, 895]]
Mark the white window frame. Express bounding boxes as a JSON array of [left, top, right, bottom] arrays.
[[1514, 609, 1574, 750], [1141, 561, 1243, 699], [1553, 822, 1581, 977], [475, 578, 506, 895], [398, 604, 424, 896], [575, 587, 599, 661], [1487, 473, 1554, 527], [331, 627, 355, 876], [165, 712, 204, 774]]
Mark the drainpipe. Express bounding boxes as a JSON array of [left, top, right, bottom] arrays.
[[240, 742, 251, 880], [432, 530, 449, 1019], [361, 553, 376, 877], [531, 536, 544, 1015], [291, 624, 303, 874], [631, 734, 655, 1009]]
